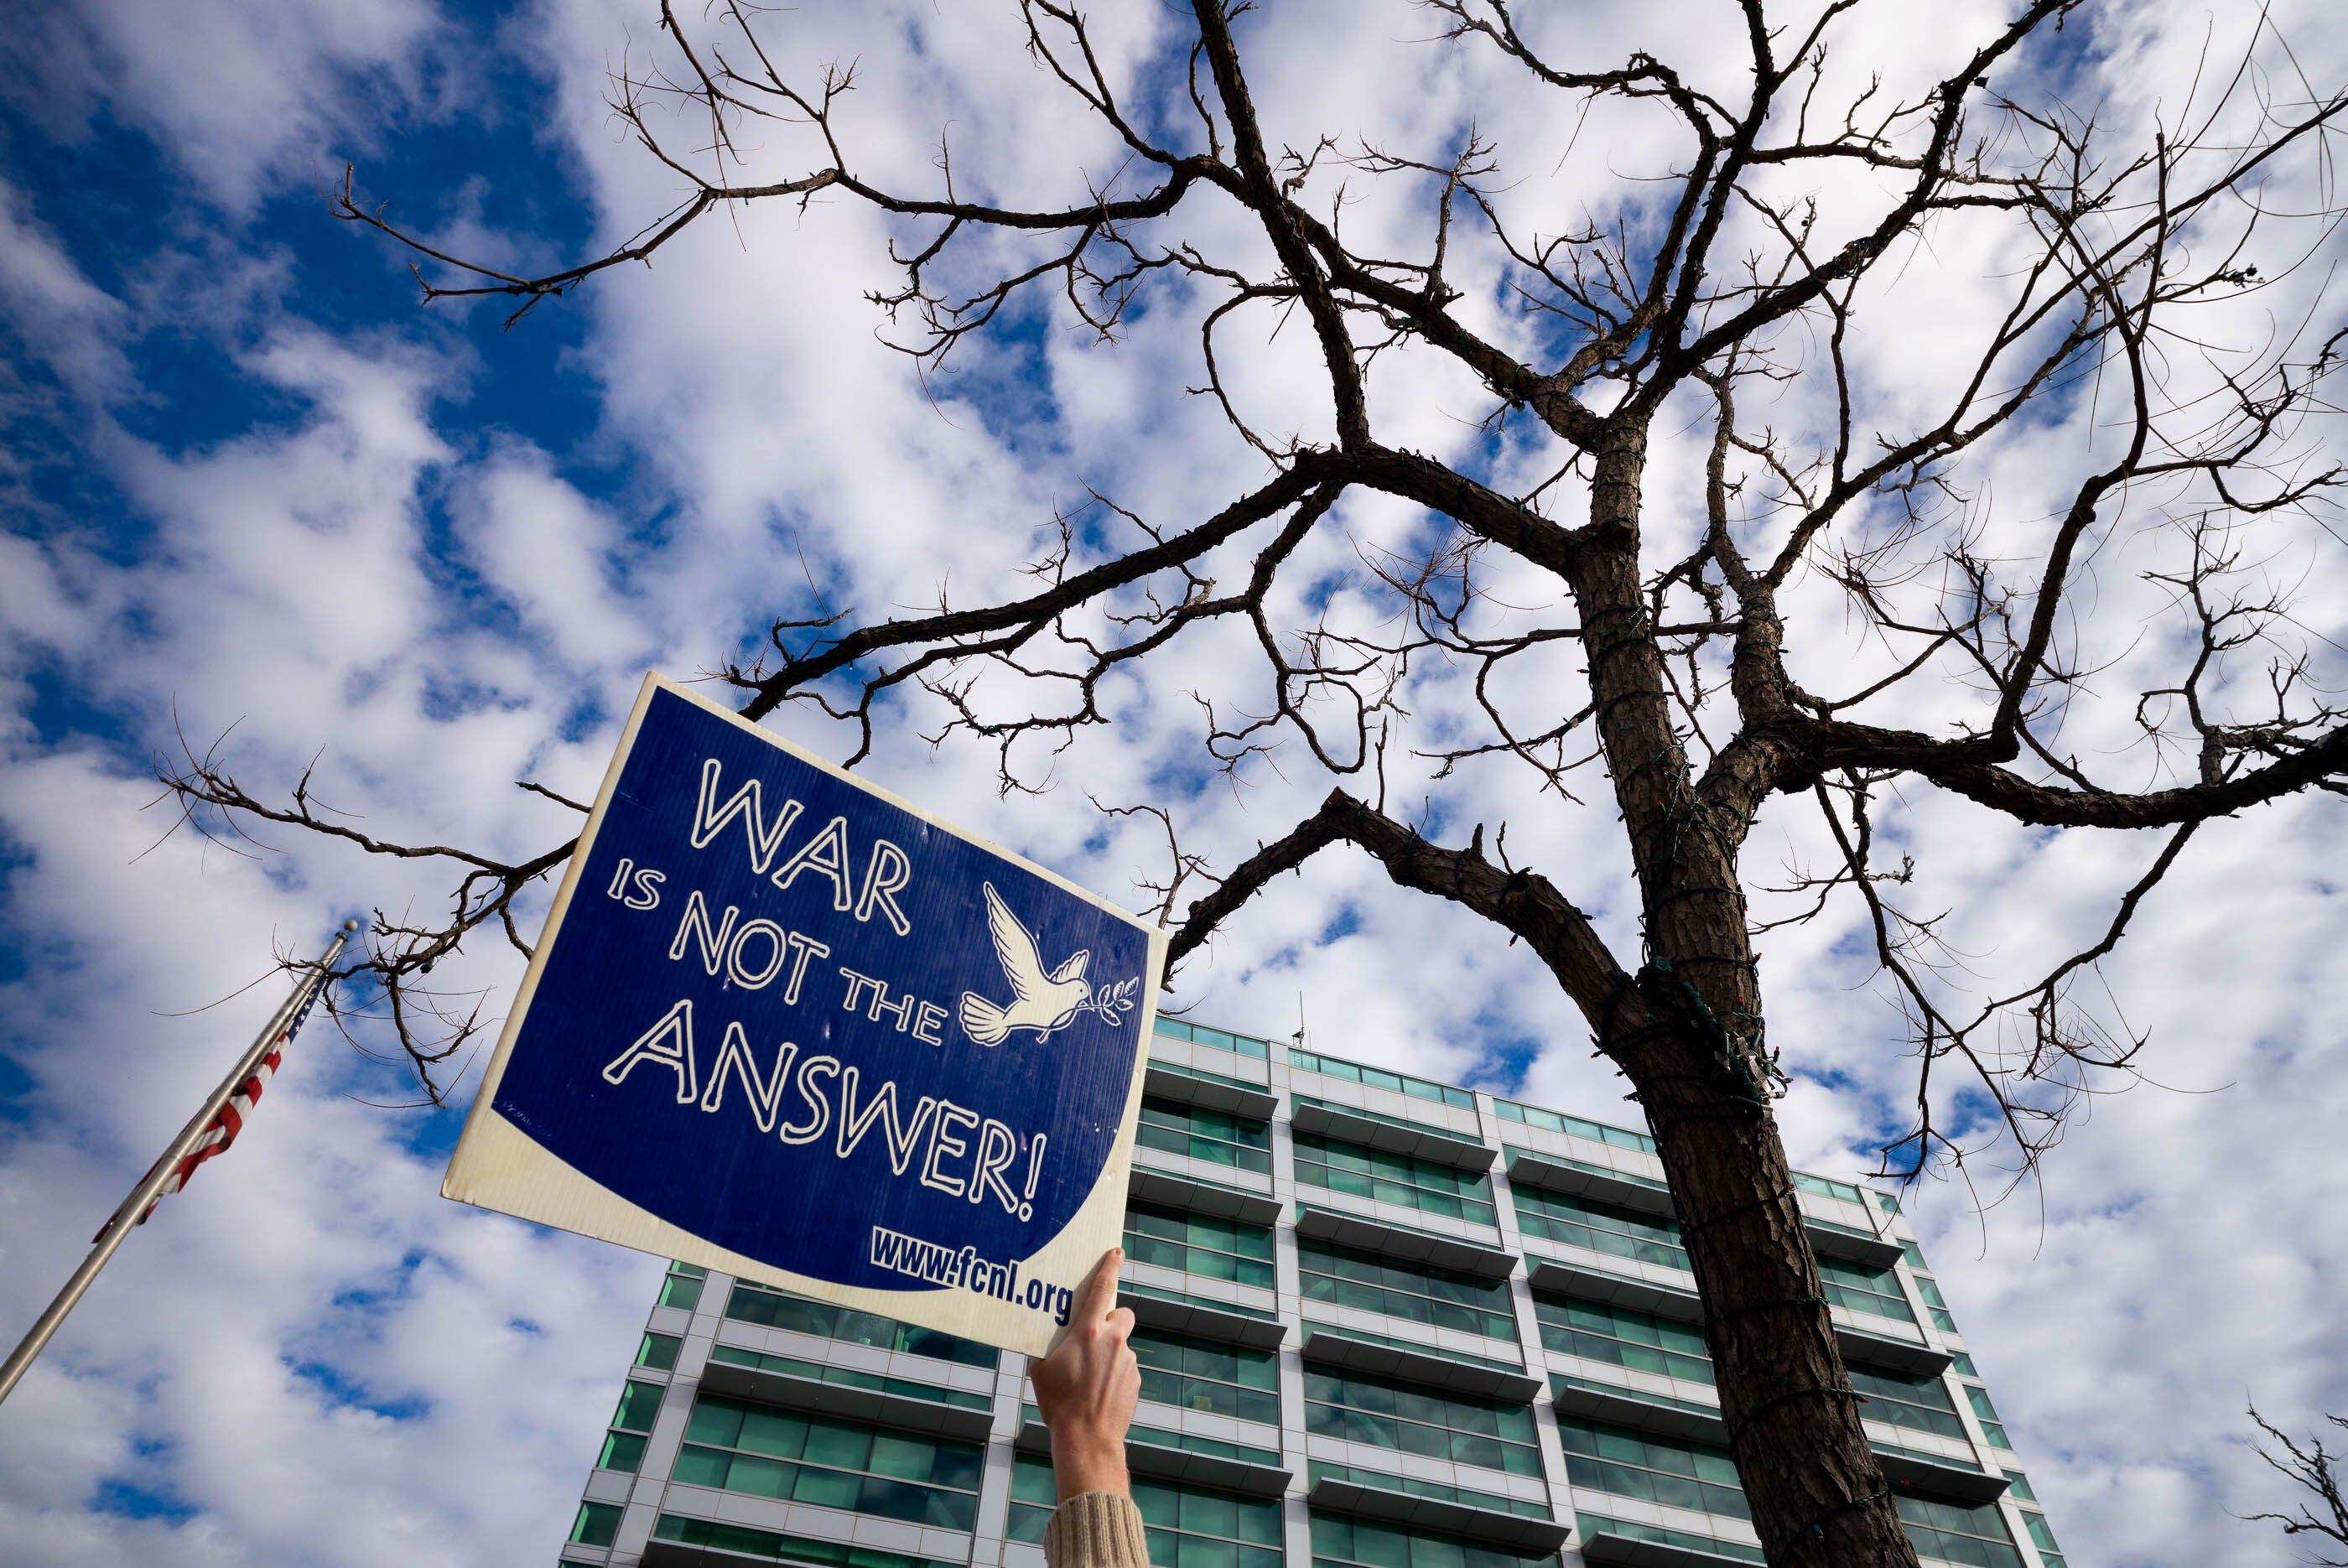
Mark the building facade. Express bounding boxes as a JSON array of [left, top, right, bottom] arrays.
[[557, 1015, 2066, 1568]]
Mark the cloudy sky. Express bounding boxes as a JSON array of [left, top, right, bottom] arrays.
[[3, 2, 2345, 1565]]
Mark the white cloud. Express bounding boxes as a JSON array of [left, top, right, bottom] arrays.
[[11, 0, 451, 215]]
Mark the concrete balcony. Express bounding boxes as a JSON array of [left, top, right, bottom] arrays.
[[1306, 1473, 1571, 1555], [1294, 1202, 1516, 1280], [1300, 1323, 1541, 1404], [1292, 1098, 1496, 1171]]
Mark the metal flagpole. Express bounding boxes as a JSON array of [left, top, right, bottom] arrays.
[[0, 918, 360, 1410]]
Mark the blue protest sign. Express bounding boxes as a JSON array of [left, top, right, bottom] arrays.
[[443, 674, 1163, 1355]]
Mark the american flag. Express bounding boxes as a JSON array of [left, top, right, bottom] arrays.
[[121, 978, 329, 1230]]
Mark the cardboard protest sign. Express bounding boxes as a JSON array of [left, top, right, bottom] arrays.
[[444, 673, 1164, 1356]]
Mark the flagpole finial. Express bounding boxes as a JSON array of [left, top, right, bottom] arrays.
[[341, 917, 363, 933]]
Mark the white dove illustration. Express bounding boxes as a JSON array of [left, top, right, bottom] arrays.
[[958, 882, 1093, 1047]]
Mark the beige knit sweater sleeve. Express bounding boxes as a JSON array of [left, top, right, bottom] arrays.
[[1042, 1492, 1151, 1568]]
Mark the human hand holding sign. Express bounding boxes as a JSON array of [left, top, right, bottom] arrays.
[[1031, 1247, 1139, 1501]]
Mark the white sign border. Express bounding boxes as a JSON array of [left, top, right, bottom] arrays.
[[442, 671, 1166, 1358]]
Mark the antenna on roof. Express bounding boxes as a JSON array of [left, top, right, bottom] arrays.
[[1292, 993, 1307, 1049]]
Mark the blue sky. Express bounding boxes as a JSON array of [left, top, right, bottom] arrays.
[[3, 2, 2346, 1565]]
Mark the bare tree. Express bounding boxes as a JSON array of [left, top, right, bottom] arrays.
[[164, 2, 2348, 1561], [2243, 1404, 2348, 1565]]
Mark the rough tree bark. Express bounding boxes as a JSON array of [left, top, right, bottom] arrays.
[[164, 3, 2348, 1563]]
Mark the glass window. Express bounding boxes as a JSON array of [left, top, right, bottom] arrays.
[[1132, 1327, 1280, 1425], [597, 1429, 649, 1472], [1493, 1100, 1656, 1153], [1292, 1132, 1497, 1226], [635, 1332, 682, 1372], [1895, 1492, 2024, 1568], [658, 1259, 707, 1311], [723, 1283, 996, 1368], [612, 1380, 663, 1431], [1295, 1237, 1516, 1342], [1139, 1097, 1272, 1175], [1289, 1049, 1475, 1109], [1791, 1172, 1864, 1206], [1911, 1275, 1960, 1334], [1966, 1386, 2013, 1450], [1513, 1187, 1689, 1273], [704, 1343, 993, 1412], [1010, 1456, 1280, 1568], [1816, 1255, 1915, 1325], [1572, 1513, 1764, 1564], [595, 1378, 665, 1472], [649, 1514, 964, 1568], [1557, 1419, 1747, 1521], [1308, 1461, 1551, 1520], [1305, 1368, 1541, 1477], [1154, 1016, 1273, 1060], [2002, 1471, 2034, 1503], [1847, 1366, 1967, 1442], [673, 1394, 982, 1530], [1535, 1296, 1712, 1384], [569, 1502, 622, 1547], [1310, 1513, 1530, 1568], [1125, 1202, 1276, 1289], [1306, 1320, 1523, 1378]]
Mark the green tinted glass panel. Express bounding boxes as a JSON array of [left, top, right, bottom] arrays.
[[1791, 1172, 1864, 1205], [1139, 1097, 1272, 1174], [1557, 1418, 1747, 1521], [676, 1395, 981, 1529], [1133, 1327, 1280, 1425], [722, 1283, 996, 1368], [636, 1332, 682, 1371], [1288, 1049, 1475, 1109], [703, 1344, 991, 1411], [1309, 1512, 1530, 1568], [1305, 1368, 1541, 1477], [1573, 1513, 1765, 1564], [611, 1379, 664, 1432], [1513, 1187, 1688, 1272], [1125, 1202, 1276, 1288], [1493, 1100, 1656, 1152], [1309, 1461, 1551, 1519], [1154, 1016, 1274, 1060], [650, 1515, 965, 1568], [1306, 1320, 1523, 1378], [1535, 1296, 1713, 1384], [570, 1502, 621, 1547], [1295, 1237, 1515, 1341], [1847, 1365, 1966, 1441], [1292, 1132, 1497, 1226], [1816, 1255, 1914, 1324], [1895, 1493, 2023, 1568]]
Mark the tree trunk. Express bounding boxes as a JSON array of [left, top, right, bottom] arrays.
[[1572, 423, 1919, 1567]]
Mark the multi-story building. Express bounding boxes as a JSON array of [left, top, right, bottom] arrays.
[[557, 1015, 2067, 1568]]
